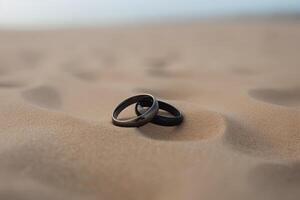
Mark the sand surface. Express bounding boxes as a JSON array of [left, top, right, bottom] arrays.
[[0, 19, 300, 200]]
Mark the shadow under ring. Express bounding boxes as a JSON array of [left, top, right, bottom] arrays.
[[112, 94, 159, 127]]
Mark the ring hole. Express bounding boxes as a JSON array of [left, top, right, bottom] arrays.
[[157, 110, 173, 117], [118, 104, 139, 120], [117, 96, 154, 120], [138, 105, 173, 117]]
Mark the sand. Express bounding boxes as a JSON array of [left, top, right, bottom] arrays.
[[0, 19, 299, 200]]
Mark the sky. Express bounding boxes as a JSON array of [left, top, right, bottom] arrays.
[[0, 0, 299, 28]]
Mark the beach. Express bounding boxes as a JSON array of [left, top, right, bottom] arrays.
[[0, 19, 299, 199]]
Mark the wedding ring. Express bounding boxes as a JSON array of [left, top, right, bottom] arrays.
[[135, 99, 183, 126], [112, 94, 159, 127]]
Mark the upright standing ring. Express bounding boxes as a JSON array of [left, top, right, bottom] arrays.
[[135, 99, 183, 126], [112, 94, 159, 127]]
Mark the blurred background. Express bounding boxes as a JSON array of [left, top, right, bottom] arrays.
[[0, 1, 300, 200], [0, 0, 299, 29]]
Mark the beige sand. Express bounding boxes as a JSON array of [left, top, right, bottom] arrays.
[[0, 19, 300, 200]]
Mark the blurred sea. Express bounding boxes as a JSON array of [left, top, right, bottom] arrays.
[[0, 0, 299, 29]]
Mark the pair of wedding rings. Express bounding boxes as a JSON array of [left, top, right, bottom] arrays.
[[112, 94, 183, 127]]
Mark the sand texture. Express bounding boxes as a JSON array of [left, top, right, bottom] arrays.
[[0, 19, 300, 200]]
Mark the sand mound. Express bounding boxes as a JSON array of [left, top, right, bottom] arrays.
[[224, 103, 300, 159], [137, 102, 226, 141], [22, 85, 62, 109], [0, 20, 300, 199], [249, 162, 300, 200], [249, 87, 300, 107]]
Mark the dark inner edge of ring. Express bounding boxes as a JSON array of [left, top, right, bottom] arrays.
[[113, 95, 154, 119], [137, 99, 180, 117]]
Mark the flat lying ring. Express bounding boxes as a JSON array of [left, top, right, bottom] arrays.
[[112, 94, 159, 127], [135, 99, 183, 126]]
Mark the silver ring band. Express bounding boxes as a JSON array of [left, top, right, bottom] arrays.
[[112, 94, 159, 127]]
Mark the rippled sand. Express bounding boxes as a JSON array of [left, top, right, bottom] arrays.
[[0, 19, 299, 200]]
